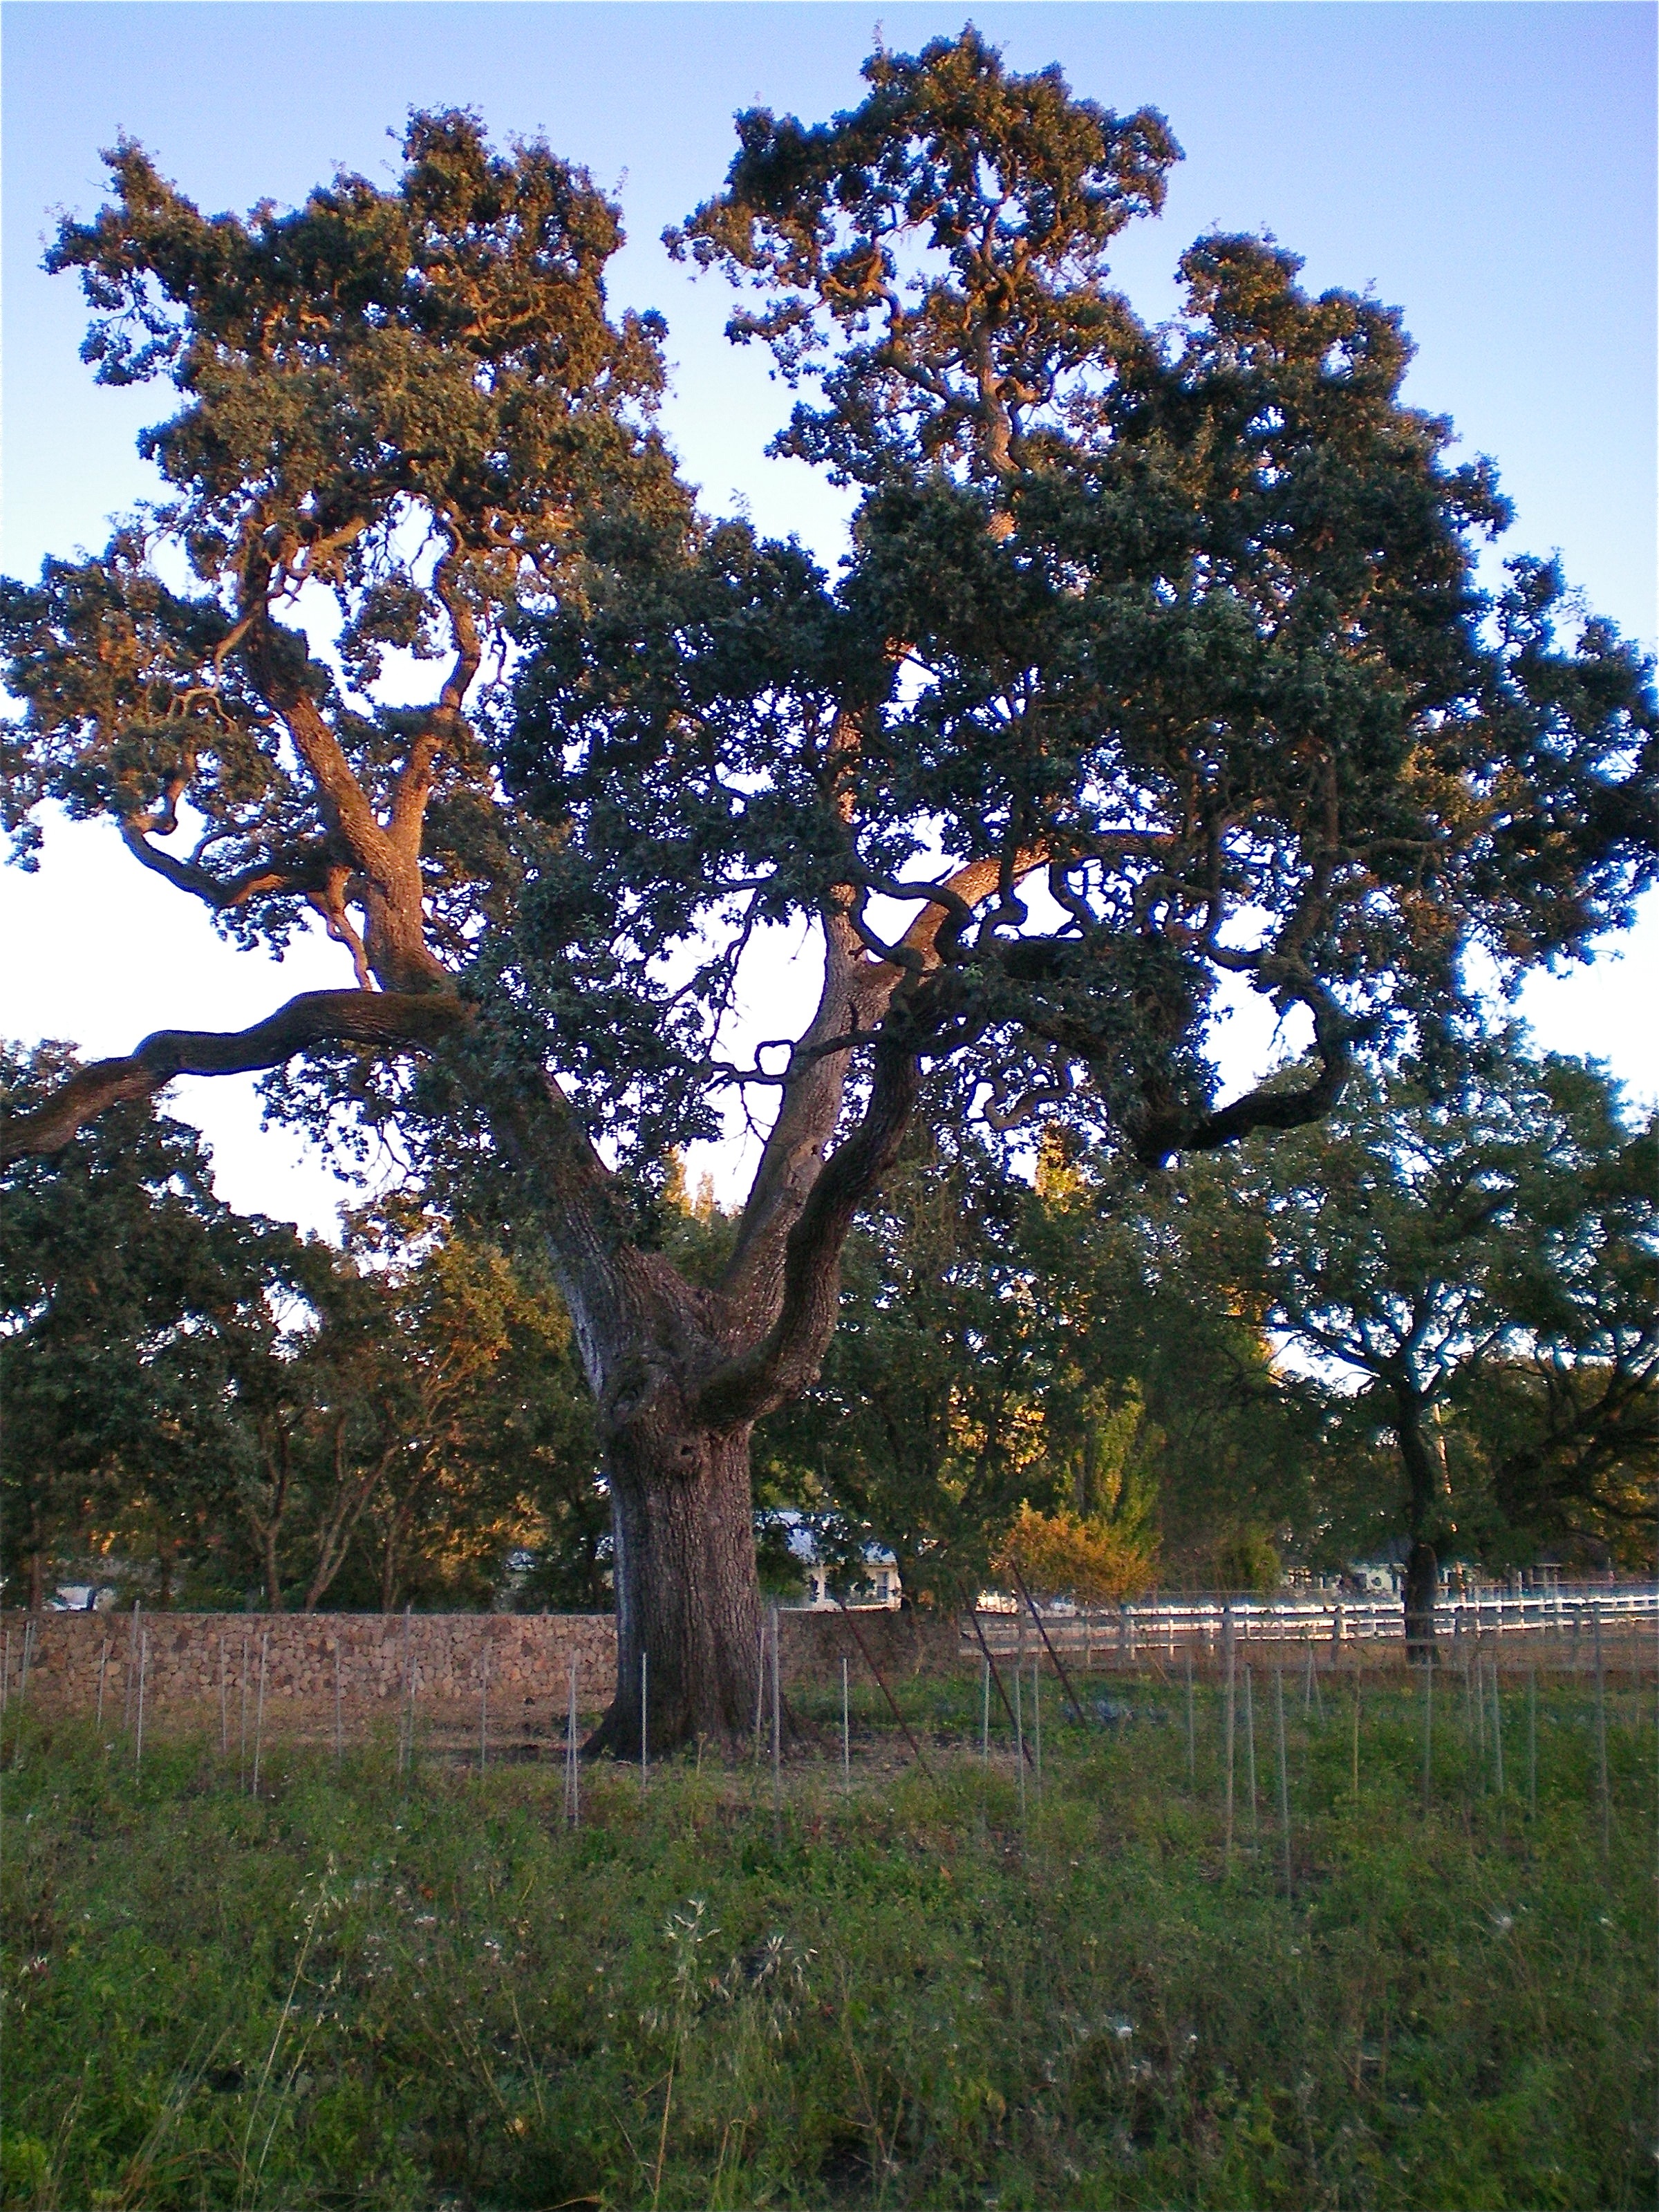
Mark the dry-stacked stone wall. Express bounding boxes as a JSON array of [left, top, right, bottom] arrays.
[[0, 1606, 964, 1742]]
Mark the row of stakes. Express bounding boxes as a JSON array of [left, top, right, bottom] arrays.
[[0, 1602, 827, 1824], [0, 1600, 1629, 1860]]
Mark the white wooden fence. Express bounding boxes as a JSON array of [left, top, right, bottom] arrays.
[[967, 1583, 1659, 1660]]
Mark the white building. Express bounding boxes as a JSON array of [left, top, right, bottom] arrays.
[[775, 1513, 903, 1610]]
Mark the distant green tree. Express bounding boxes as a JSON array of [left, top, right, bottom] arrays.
[[0, 1042, 308, 1607], [1207, 1044, 1656, 1650]]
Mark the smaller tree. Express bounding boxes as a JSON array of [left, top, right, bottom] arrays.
[[0, 1042, 309, 1606], [991, 1501, 1156, 1606], [1209, 1044, 1656, 1653]]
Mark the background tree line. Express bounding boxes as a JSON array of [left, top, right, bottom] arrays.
[[7, 1031, 1650, 1615]]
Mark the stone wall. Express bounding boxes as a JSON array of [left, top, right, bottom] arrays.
[[0, 1606, 965, 1737]]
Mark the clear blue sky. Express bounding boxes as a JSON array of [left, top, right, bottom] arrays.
[[3, 3, 1655, 1228]]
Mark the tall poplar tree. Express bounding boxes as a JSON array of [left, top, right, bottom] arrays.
[[4, 35, 1655, 1747]]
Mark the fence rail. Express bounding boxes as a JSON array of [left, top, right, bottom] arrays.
[[966, 1584, 1659, 1660]]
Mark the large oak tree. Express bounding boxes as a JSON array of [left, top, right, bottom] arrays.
[[3, 33, 1655, 1749]]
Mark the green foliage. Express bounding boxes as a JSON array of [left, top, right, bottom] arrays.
[[759, 1123, 1314, 1595], [1194, 1040, 1658, 1573], [1212, 1528, 1283, 1596], [0, 1043, 312, 1609], [4, 1667, 1656, 2209], [0, 1044, 606, 1613]]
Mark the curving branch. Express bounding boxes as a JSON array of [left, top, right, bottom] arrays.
[[699, 1021, 926, 1431], [1131, 982, 1377, 1168], [118, 819, 337, 912], [1, 988, 469, 1164], [719, 846, 1051, 1327]]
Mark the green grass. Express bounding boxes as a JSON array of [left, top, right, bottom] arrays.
[[3, 1666, 1656, 2209]]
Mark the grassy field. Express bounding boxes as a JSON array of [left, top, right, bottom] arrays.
[[2, 1660, 1656, 2210]]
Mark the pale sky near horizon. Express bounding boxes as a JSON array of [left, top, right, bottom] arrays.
[[3, 1, 1655, 1235]]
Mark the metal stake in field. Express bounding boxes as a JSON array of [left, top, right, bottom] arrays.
[[565, 1660, 579, 1828], [1273, 1666, 1293, 1897], [1526, 1667, 1537, 1819], [640, 1648, 650, 1787], [400, 1604, 415, 1777], [480, 1629, 491, 1777], [1243, 1665, 1259, 1836], [1032, 1658, 1042, 1801], [1, 1628, 9, 1724], [238, 1631, 249, 1790], [1184, 1649, 1195, 1782], [1423, 1656, 1434, 1813], [842, 1656, 852, 1793], [334, 1642, 343, 1767], [97, 1638, 111, 1734], [13, 1618, 37, 1749], [252, 1631, 269, 1796], [980, 1657, 991, 1770], [770, 1606, 782, 1817], [219, 1634, 229, 1757], [1471, 1648, 1485, 1773], [134, 1627, 148, 1772], [1490, 1664, 1505, 1800], [1014, 1663, 1026, 1822], [125, 1602, 141, 1732], [1593, 1604, 1609, 1855], [1223, 1614, 1237, 1866], [752, 1621, 765, 1765]]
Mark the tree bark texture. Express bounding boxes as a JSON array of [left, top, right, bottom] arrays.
[[588, 1417, 765, 1757], [1394, 1383, 1444, 1660]]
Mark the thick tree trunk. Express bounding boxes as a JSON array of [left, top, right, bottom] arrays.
[[1394, 1382, 1443, 1662], [587, 1417, 766, 1759], [1403, 1537, 1438, 1661]]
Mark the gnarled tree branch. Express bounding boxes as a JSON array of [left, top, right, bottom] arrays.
[[0, 988, 469, 1163]]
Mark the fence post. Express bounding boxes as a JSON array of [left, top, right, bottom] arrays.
[[97, 1638, 111, 1735], [1185, 1649, 1195, 1781], [334, 1641, 343, 1767], [844, 1656, 852, 1792], [219, 1634, 228, 1757], [1243, 1663, 1259, 1837], [565, 1660, 579, 1828]]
